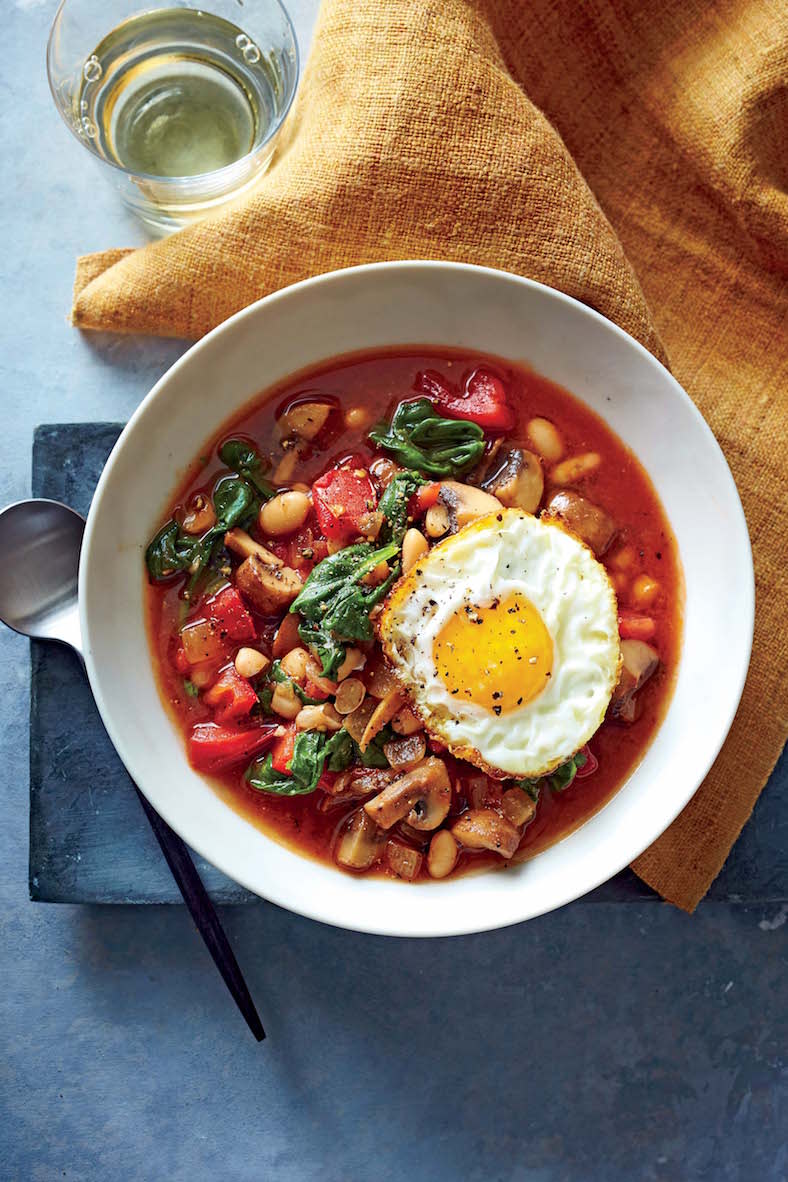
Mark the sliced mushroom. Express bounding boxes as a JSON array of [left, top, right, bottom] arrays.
[[364, 757, 451, 830], [225, 528, 283, 565], [385, 841, 423, 880], [542, 489, 617, 557], [610, 639, 659, 722], [437, 481, 502, 533], [451, 809, 521, 859], [481, 448, 544, 514], [335, 809, 386, 871], [360, 688, 404, 751], [235, 554, 302, 615], [330, 766, 397, 798]]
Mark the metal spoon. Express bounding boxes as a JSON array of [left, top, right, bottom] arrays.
[[0, 499, 264, 1041]]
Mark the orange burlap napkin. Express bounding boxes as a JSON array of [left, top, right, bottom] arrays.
[[72, 0, 788, 910]]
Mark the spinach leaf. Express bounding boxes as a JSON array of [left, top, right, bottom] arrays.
[[355, 724, 393, 768], [145, 521, 202, 580], [378, 471, 426, 545], [514, 778, 541, 803], [288, 729, 328, 790], [369, 398, 485, 477], [291, 541, 400, 677], [548, 751, 587, 792], [246, 727, 355, 796], [245, 753, 315, 796], [295, 619, 349, 685], [514, 751, 588, 802], [325, 728, 355, 772], [218, 438, 275, 500], [212, 475, 257, 529], [146, 474, 255, 592]]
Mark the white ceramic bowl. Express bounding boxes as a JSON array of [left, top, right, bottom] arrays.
[[80, 262, 753, 936]]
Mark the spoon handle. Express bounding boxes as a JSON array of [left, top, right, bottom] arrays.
[[134, 788, 265, 1042]]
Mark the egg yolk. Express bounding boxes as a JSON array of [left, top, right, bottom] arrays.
[[433, 592, 553, 713]]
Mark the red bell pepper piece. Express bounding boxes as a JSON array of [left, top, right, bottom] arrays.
[[206, 585, 257, 641], [203, 665, 258, 723], [312, 459, 378, 543], [187, 723, 276, 773], [618, 613, 657, 641], [270, 723, 297, 773], [415, 367, 514, 432]]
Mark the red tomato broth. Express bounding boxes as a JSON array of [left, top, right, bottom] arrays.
[[145, 347, 682, 881]]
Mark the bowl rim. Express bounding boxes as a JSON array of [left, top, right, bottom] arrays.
[[79, 260, 754, 935]]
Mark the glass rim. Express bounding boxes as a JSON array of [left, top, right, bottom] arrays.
[[45, 0, 300, 187]]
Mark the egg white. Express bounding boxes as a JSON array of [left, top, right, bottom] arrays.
[[378, 509, 621, 778]]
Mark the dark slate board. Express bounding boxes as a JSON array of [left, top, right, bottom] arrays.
[[29, 424, 788, 904]]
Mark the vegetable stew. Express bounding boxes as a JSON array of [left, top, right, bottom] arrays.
[[145, 348, 682, 882]]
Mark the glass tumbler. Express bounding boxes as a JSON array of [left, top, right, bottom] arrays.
[[47, 0, 299, 235]]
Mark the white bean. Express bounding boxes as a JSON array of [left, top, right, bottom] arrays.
[[336, 647, 365, 681], [527, 417, 564, 462], [259, 490, 310, 538], [344, 406, 372, 430], [427, 830, 459, 879], [271, 682, 301, 720], [425, 503, 450, 538], [234, 648, 269, 679], [295, 703, 343, 732], [402, 528, 429, 574], [551, 452, 601, 485]]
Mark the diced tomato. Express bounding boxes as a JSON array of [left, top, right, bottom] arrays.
[[575, 745, 599, 779], [206, 585, 257, 641], [187, 723, 276, 773], [266, 539, 291, 564], [270, 722, 297, 773], [174, 646, 190, 676], [618, 613, 657, 641], [203, 665, 258, 723], [415, 367, 514, 431], [312, 460, 378, 542], [286, 524, 328, 576], [412, 482, 440, 514]]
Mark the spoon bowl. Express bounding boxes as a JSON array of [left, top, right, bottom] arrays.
[[0, 500, 85, 653]]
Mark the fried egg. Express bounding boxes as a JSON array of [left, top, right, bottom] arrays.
[[378, 509, 621, 778]]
